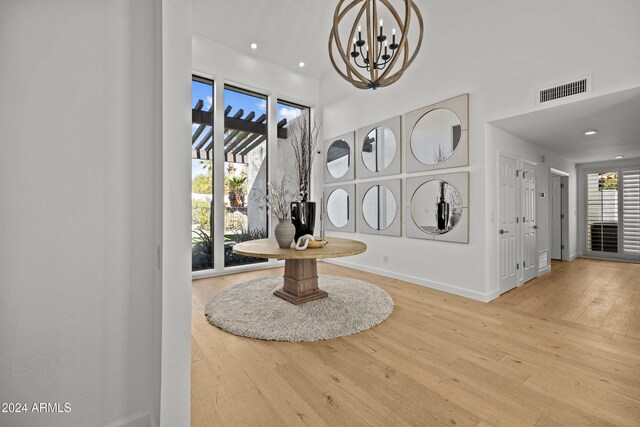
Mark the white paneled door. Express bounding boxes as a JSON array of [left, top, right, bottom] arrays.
[[550, 175, 562, 260], [498, 154, 517, 294], [522, 164, 537, 283]]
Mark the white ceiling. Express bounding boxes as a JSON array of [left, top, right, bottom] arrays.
[[491, 87, 640, 164], [192, 1, 640, 92], [193, 1, 640, 163], [192, 0, 333, 79]]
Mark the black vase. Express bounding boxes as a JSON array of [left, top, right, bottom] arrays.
[[291, 193, 316, 242]]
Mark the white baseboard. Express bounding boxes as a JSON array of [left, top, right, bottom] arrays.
[[579, 255, 640, 264], [323, 259, 498, 303], [104, 411, 155, 427]]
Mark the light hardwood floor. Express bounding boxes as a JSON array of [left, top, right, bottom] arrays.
[[191, 258, 640, 426]]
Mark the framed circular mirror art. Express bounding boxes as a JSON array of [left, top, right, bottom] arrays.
[[327, 189, 349, 227], [405, 94, 469, 172], [363, 185, 397, 230], [406, 172, 469, 243], [327, 140, 350, 178], [362, 127, 396, 173], [410, 180, 462, 234], [323, 184, 355, 232], [357, 179, 401, 236], [357, 116, 401, 178], [324, 132, 355, 183], [411, 109, 461, 165]]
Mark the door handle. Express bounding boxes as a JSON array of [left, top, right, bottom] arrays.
[[499, 229, 509, 234], [533, 225, 538, 230]]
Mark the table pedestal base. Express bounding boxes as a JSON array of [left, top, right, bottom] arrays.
[[273, 258, 328, 305]]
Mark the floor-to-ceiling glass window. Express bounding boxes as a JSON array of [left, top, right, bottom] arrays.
[[191, 76, 214, 271], [223, 86, 269, 267], [191, 85, 313, 273]]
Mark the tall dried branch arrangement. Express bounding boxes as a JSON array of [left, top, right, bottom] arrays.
[[290, 113, 321, 196], [251, 175, 300, 221]]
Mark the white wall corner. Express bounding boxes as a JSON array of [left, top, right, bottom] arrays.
[[484, 289, 502, 302], [161, 0, 193, 426]]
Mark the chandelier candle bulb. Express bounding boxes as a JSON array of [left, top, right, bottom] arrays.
[[377, 19, 386, 42]]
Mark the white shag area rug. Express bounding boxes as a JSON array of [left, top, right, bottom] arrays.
[[204, 275, 394, 342]]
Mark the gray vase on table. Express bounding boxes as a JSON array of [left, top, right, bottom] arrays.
[[274, 219, 296, 248]]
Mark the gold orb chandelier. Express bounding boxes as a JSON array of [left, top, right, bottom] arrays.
[[328, 0, 424, 90]]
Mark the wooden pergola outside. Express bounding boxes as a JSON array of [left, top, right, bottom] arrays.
[[191, 100, 288, 163]]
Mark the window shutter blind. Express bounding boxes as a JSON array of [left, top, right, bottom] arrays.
[[622, 168, 640, 256], [586, 171, 619, 252]]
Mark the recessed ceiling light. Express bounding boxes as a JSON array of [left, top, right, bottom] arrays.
[[615, 155, 624, 159], [298, 62, 305, 68], [584, 130, 598, 135], [250, 43, 258, 50]]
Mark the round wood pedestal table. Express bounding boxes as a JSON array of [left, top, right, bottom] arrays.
[[232, 237, 367, 305]]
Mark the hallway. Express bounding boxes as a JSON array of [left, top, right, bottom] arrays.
[[493, 259, 640, 337]]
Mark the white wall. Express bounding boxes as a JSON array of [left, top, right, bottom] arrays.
[[320, 0, 640, 300], [0, 1, 162, 426], [161, 0, 193, 426], [193, 36, 320, 108]]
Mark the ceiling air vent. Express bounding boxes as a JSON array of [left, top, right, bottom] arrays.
[[537, 76, 591, 105]]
